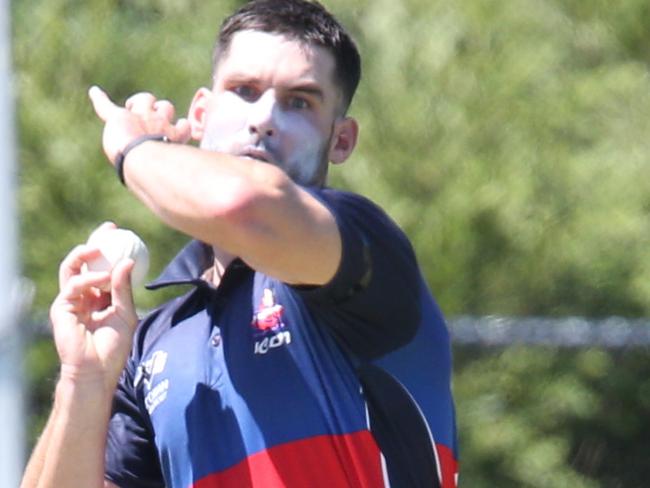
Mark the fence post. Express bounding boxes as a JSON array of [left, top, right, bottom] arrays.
[[0, 0, 26, 485]]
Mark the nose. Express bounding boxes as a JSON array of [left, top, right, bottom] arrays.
[[248, 91, 276, 138]]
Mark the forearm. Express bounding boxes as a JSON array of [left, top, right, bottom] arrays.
[[122, 141, 283, 251], [122, 140, 340, 283], [29, 376, 114, 488], [20, 409, 55, 488]]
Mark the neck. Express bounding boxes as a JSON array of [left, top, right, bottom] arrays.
[[202, 246, 236, 287]]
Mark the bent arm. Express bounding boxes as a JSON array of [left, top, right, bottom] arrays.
[[88, 88, 341, 286], [22, 234, 139, 488], [121, 141, 341, 285]]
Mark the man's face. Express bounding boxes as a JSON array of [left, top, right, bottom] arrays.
[[199, 31, 344, 186]]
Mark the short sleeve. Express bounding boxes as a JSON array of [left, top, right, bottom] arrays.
[[105, 358, 164, 488], [296, 188, 421, 360]]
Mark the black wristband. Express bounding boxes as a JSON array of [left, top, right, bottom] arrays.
[[114, 134, 169, 186]]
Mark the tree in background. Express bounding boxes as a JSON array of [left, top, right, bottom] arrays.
[[13, 0, 650, 486]]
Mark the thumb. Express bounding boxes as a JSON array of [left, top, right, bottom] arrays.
[[172, 118, 192, 144], [111, 258, 138, 328]]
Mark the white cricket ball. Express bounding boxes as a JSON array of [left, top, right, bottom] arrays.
[[85, 227, 150, 289]]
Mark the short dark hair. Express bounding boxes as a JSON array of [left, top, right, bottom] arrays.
[[213, 0, 361, 112]]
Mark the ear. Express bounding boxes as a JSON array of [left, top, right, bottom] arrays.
[[328, 116, 359, 164], [187, 87, 213, 141]]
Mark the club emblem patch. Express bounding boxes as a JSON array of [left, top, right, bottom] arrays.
[[251, 288, 291, 354], [251, 288, 286, 333]]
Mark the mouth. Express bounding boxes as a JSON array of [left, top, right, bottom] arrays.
[[240, 148, 272, 163]]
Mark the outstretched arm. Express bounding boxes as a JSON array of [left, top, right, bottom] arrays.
[[21, 223, 138, 488], [88, 87, 344, 285]]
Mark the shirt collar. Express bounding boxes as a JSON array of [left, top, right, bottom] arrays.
[[146, 240, 215, 290]]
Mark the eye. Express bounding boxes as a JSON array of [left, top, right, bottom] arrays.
[[233, 85, 259, 102], [286, 96, 310, 110]]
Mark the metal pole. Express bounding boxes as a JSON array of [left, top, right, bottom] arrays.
[[0, 0, 26, 485]]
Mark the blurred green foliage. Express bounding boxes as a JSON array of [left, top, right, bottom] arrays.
[[12, 0, 650, 486]]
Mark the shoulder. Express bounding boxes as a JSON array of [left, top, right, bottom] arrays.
[[295, 187, 422, 359], [308, 188, 402, 227], [307, 187, 416, 257]]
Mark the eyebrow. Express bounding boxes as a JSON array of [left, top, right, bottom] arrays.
[[287, 83, 325, 102], [221, 73, 257, 84]]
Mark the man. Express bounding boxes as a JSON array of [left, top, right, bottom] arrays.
[[21, 1, 458, 487]]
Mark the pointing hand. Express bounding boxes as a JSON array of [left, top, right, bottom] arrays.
[[88, 86, 191, 165]]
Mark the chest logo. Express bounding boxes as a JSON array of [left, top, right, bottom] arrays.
[[251, 288, 292, 354]]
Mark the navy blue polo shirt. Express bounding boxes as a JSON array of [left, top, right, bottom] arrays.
[[105, 188, 458, 488]]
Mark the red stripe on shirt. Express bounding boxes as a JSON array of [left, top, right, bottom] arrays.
[[436, 443, 459, 488], [192, 430, 385, 488]]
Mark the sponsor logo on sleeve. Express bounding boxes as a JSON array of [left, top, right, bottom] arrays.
[[135, 350, 170, 414]]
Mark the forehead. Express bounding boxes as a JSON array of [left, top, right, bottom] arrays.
[[214, 30, 337, 89]]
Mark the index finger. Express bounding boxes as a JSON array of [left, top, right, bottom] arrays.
[[88, 85, 120, 122], [58, 244, 102, 290]]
